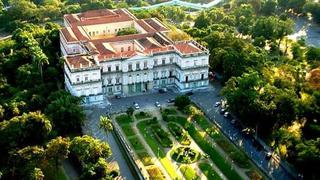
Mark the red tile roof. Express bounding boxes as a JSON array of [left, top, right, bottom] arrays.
[[66, 56, 94, 69], [144, 18, 169, 32], [136, 20, 157, 33], [61, 28, 77, 42], [174, 42, 202, 54]]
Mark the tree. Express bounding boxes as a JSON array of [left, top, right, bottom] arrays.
[[99, 116, 113, 137], [45, 91, 84, 134], [260, 0, 277, 15], [45, 137, 70, 169], [175, 95, 191, 110], [126, 107, 134, 116], [70, 135, 112, 164], [0, 111, 52, 149]]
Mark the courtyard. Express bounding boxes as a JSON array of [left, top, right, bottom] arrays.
[[113, 103, 265, 180]]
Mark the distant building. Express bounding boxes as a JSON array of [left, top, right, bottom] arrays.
[[60, 8, 209, 103]]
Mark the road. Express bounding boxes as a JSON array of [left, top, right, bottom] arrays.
[[99, 82, 297, 180]]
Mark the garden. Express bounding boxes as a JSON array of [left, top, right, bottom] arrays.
[[113, 98, 266, 180]]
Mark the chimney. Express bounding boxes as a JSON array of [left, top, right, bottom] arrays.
[[80, 63, 82, 68]]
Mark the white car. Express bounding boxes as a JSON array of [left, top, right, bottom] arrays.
[[224, 112, 231, 118], [215, 101, 221, 107], [155, 101, 161, 108], [133, 103, 140, 109]]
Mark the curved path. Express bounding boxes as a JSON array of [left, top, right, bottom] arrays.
[[129, 0, 223, 10]]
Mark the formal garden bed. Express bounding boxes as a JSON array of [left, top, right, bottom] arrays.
[[171, 147, 201, 163], [113, 100, 266, 180]]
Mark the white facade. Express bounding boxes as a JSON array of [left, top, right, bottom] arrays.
[[60, 9, 209, 103]]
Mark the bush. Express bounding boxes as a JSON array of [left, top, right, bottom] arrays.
[[150, 125, 173, 148], [117, 27, 138, 36], [174, 95, 191, 110]]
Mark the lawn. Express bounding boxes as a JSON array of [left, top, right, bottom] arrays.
[[128, 136, 145, 151], [199, 162, 223, 180], [135, 111, 151, 120], [180, 165, 199, 180], [137, 151, 154, 166], [137, 120, 179, 179], [115, 114, 133, 125], [150, 124, 173, 148], [121, 124, 136, 137]]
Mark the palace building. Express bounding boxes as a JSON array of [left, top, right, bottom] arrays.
[[60, 8, 209, 103]]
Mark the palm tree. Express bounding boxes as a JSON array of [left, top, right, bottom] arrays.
[[99, 116, 113, 137]]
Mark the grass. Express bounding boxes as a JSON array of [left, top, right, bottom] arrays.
[[169, 115, 243, 180], [128, 136, 145, 151], [162, 108, 177, 115], [116, 114, 133, 125], [147, 167, 166, 180], [135, 111, 151, 120], [137, 120, 179, 179], [199, 162, 223, 180], [137, 151, 154, 166], [180, 165, 199, 180], [191, 107, 253, 169], [150, 124, 173, 148], [121, 124, 136, 137]]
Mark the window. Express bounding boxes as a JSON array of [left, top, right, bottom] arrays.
[[116, 77, 120, 84], [107, 66, 111, 72], [89, 32, 91, 36], [84, 75, 89, 81], [185, 76, 188, 82], [128, 64, 132, 71], [194, 60, 198, 66], [153, 71, 158, 79], [154, 59, 158, 66], [128, 46, 131, 51], [170, 57, 174, 64], [76, 76, 80, 82], [121, 47, 124, 52], [108, 78, 112, 84], [169, 71, 173, 77], [161, 71, 166, 78], [162, 58, 165, 65], [144, 61, 147, 69], [108, 87, 113, 93], [96, 31, 99, 35], [136, 63, 140, 70], [103, 30, 106, 34], [116, 65, 119, 71], [201, 74, 204, 80]]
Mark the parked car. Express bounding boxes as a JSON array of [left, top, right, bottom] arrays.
[[115, 95, 121, 99], [224, 112, 232, 119], [158, 88, 167, 93], [265, 151, 272, 160], [133, 102, 140, 109], [214, 101, 221, 107], [155, 101, 161, 108], [167, 98, 175, 103], [220, 108, 226, 114]]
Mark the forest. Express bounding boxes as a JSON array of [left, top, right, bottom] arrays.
[[0, 0, 320, 179]]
